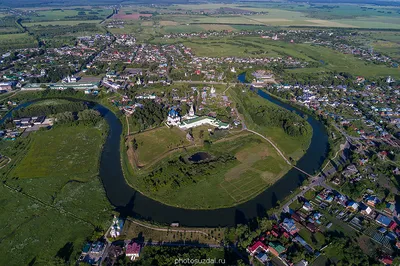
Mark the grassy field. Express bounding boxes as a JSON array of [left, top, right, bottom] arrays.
[[0, 119, 111, 264], [21, 8, 112, 22], [23, 20, 102, 27], [164, 4, 400, 29], [229, 86, 312, 161], [175, 36, 400, 78], [126, 133, 291, 209], [133, 126, 190, 166], [12, 125, 105, 181], [0, 33, 38, 51], [0, 185, 96, 266]]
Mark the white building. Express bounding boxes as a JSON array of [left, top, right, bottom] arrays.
[[179, 116, 229, 130]]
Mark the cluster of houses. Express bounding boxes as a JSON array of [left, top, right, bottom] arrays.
[[267, 79, 400, 146], [78, 216, 143, 266], [246, 217, 316, 265], [247, 185, 400, 265], [0, 116, 53, 140]]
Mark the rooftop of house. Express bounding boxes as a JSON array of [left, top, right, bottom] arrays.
[[126, 242, 141, 255]]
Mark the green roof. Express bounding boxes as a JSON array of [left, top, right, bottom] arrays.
[[268, 242, 285, 254]]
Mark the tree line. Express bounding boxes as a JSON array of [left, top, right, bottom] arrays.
[[13, 102, 88, 118]]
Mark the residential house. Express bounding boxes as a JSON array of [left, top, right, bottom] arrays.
[[347, 201, 359, 212], [247, 241, 269, 255], [268, 242, 286, 257], [376, 214, 392, 227], [125, 242, 141, 261], [281, 218, 300, 235]]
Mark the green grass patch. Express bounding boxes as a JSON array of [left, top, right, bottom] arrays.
[[0, 113, 111, 264], [12, 125, 105, 180], [134, 126, 190, 166]]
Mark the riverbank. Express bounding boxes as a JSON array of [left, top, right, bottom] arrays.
[[2, 90, 329, 227]]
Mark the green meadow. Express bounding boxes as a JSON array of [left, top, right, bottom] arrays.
[[125, 132, 290, 209], [0, 118, 112, 264]]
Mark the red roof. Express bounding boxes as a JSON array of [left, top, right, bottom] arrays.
[[381, 256, 393, 265], [126, 242, 141, 255], [247, 241, 268, 254], [271, 230, 279, 237], [389, 221, 397, 231]]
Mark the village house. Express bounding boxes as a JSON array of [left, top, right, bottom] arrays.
[[125, 241, 141, 261]]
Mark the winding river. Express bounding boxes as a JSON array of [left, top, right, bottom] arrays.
[[1, 89, 329, 227]]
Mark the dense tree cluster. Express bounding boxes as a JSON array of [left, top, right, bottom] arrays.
[[143, 154, 236, 191], [13, 102, 87, 118], [131, 100, 167, 131], [250, 104, 309, 137], [78, 109, 102, 125]]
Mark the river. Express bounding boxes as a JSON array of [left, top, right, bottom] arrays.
[[2, 89, 329, 227]]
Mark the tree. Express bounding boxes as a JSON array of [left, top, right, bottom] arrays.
[[132, 138, 138, 151]]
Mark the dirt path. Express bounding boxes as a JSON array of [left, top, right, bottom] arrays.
[[126, 218, 220, 243], [126, 136, 143, 168]]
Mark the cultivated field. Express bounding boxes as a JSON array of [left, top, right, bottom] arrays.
[[20, 8, 112, 22], [112, 12, 152, 20], [23, 20, 102, 27]]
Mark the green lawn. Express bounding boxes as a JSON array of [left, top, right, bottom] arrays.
[[298, 228, 326, 249]]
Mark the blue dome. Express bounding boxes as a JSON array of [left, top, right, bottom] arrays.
[[169, 108, 179, 117]]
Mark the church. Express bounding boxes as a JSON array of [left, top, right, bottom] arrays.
[[167, 107, 181, 126], [167, 103, 229, 130]]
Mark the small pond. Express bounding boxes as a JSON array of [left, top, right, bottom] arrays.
[[188, 152, 212, 162]]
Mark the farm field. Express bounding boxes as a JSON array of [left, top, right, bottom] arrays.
[[1, 120, 112, 222], [0, 185, 95, 266], [23, 20, 103, 27], [0, 33, 38, 51], [175, 36, 400, 78], [11, 125, 105, 181], [126, 133, 291, 209], [20, 8, 113, 22], [162, 4, 400, 29]]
